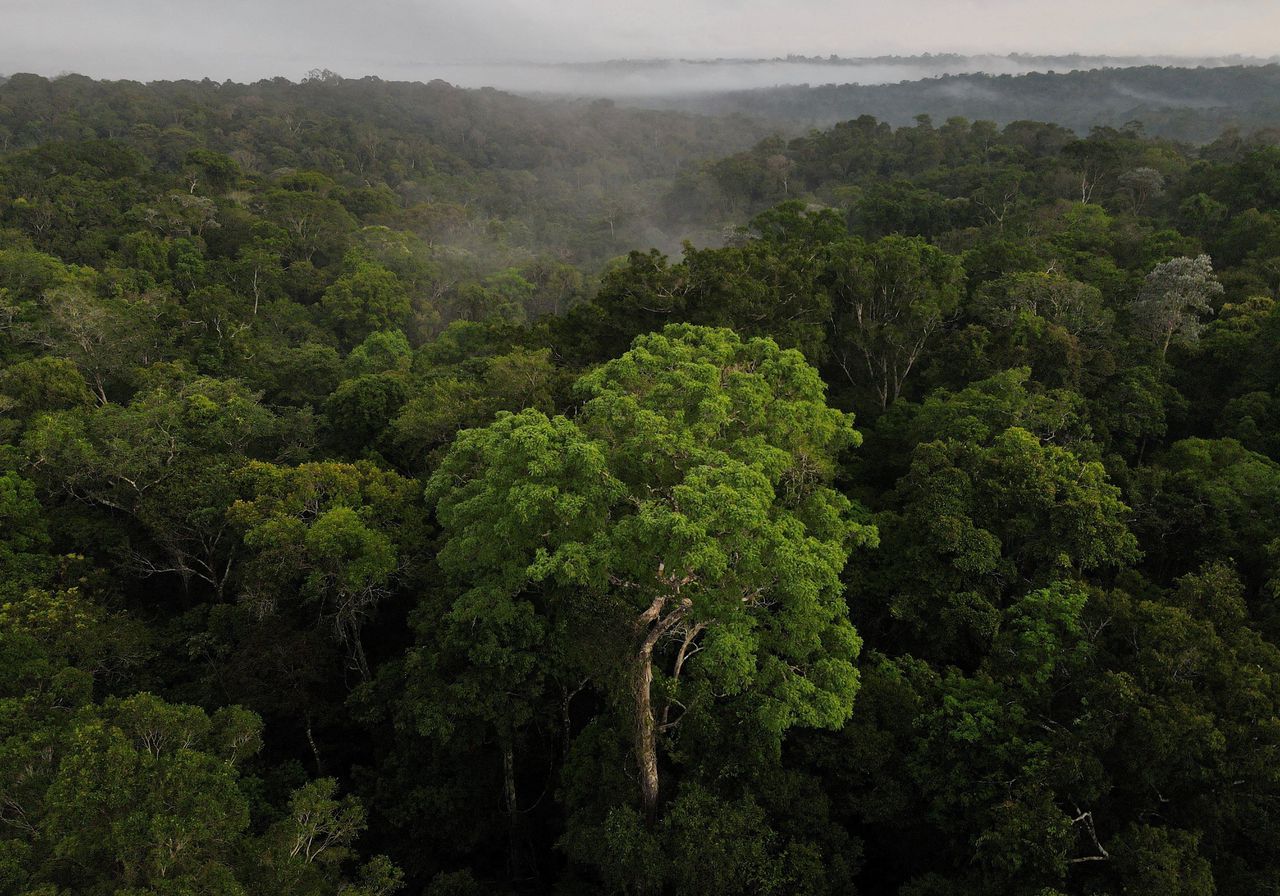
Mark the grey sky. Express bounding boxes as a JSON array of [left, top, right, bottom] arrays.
[[3, 0, 1279, 84]]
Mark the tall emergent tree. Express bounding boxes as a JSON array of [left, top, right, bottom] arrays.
[[1130, 254, 1224, 360], [828, 235, 965, 409], [425, 325, 876, 825]]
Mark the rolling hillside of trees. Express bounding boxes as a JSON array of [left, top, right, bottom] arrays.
[[3, 71, 1280, 896]]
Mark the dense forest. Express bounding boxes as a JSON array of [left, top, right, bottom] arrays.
[[3, 71, 1280, 896], [0, 71, 769, 266]]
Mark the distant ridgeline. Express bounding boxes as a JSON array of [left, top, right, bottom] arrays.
[[642, 64, 1280, 143]]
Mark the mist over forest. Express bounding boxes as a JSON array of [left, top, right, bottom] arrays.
[[352, 53, 1280, 97], [6, 3, 1280, 895], [637, 62, 1280, 142]]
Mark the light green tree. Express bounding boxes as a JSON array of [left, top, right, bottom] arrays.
[[426, 325, 876, 824]]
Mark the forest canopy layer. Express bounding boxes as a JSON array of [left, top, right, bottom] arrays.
[[3, 71, 1280, 896]]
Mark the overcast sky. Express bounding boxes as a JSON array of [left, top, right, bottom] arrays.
[[4, 0, 1279, 83]]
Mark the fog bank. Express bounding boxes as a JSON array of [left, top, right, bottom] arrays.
[[379, 55, 1280, 98]]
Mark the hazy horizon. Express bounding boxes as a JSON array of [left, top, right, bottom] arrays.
[[4, 0, 1280, 89], [6, 53, 1279, 100]]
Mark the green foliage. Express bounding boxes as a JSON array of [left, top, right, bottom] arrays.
[[0, 685, 390, 896], [424, 325, 873, 884], [857, 424, 1137, 664], [1131, 437, 1280, 584], [6, 70, 1280, 896], [230, 460, 424, 678], [829, 235, 965, 408], [322, 256, 411, 350]]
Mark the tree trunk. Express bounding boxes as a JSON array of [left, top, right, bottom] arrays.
[[630, 584, 691, 827], [305, 716, 323, 776], [633, 643, 660, 827], [500, 732, 532, 882], [351, 629, 371, 681]]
